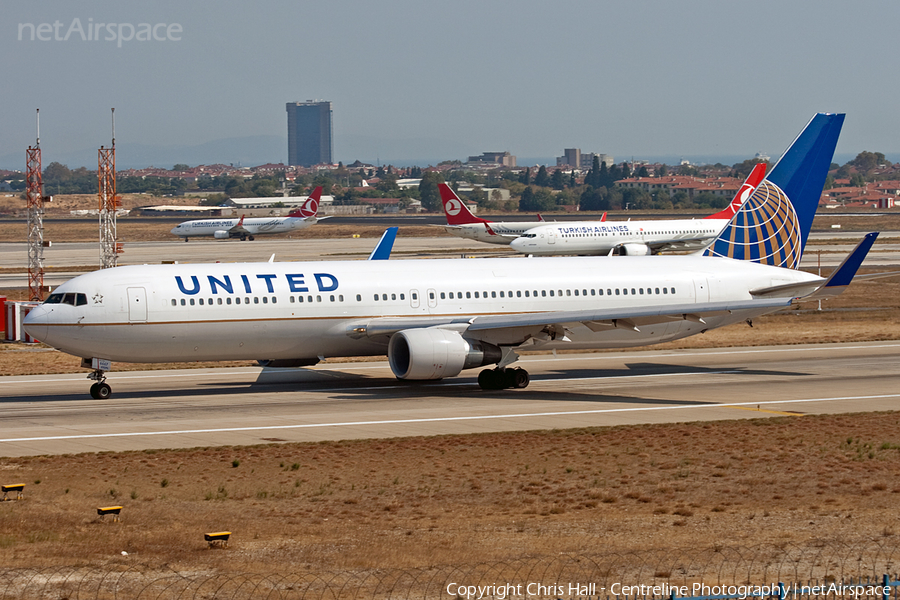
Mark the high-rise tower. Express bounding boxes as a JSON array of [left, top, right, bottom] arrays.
[[286, 101, 333, 167]]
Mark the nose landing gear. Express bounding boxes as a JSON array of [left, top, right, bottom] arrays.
[[85, 362, 112, 399]]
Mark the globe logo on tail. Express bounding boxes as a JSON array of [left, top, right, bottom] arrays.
[[704, 180, 802, 269]]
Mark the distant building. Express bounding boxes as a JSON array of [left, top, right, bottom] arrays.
[[466, 151, 516, 168], [556, 149, 613, 170], [286, 101, 333, 167]]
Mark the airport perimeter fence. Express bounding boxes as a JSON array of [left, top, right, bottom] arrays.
[[1, 539, 899, 600]]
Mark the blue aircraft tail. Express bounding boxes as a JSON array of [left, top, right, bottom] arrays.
[[702, 113, 844, 269]]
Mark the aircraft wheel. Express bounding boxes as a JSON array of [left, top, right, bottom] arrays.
[[512, 368, 530, 388], [240, 235, 246, 241], [478, 369, 501, 390], [92, 382, 112, 400], [249, 236, 255, 241]]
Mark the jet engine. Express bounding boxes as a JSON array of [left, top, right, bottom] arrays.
[[213, 230, 231, 239], [615, 243, 652, 256], [388, 328, 502, 380]]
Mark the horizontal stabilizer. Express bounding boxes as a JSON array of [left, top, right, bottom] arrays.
[[750, 232, 879, 300]]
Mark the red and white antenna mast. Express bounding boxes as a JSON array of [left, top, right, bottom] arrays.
[[98, 108, 121, 268], [26, 109, 48, 301]]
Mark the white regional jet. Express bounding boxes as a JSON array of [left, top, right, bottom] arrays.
[[170, 186, 327, 241], [25, 114, 869, 400], [510, 163, 767, 256]]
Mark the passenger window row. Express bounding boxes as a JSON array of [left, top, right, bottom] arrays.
[[170, 295, 344, 307]]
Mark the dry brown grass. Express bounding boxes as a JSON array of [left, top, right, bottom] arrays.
[[0, 412, 899, 574]]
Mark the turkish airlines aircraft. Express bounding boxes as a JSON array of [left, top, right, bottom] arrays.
[[439, 185, 551, 244], [25, 114, 866, 400], [170, 186, 328, 241], [509, 163, 767, 256]]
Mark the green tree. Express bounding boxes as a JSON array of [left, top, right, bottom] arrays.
[[550, 168, 565, 190], [849, 151, 887, 172], [418, 171, 444, 212], [534, 166, 550, 187], [579, 187, 609, 211], [172, 163, 190, 172]]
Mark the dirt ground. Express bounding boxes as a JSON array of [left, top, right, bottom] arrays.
[[0, 413, 899, 580]]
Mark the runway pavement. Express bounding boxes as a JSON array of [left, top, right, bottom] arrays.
[[0, 341, 898, 457]]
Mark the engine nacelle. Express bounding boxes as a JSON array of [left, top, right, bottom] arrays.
[[616, 243, 652, 256], [213, 230, 230, 239], [388, 328, 502, 380]]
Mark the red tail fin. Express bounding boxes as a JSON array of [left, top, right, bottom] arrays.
[[292, 186, 323, 218], [600, 211, 607, 222], [706, 163, 766, 220], [439, 183, 489, 225]]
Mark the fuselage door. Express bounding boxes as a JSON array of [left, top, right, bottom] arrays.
[[548, 229, 556, 244], [426, 288, 438, 309], [693, 278, 709, 303], [127, 287, 148, 322], [409, 289, 420, 309]]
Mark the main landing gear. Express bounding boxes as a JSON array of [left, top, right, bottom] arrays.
[[478, 367, 530, 390], [88, 369, 112, 399]]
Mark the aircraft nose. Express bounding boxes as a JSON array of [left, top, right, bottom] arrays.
[[22, 304, 50, 343], [509, 238, 527, 252], [170, 226, 179, 234]]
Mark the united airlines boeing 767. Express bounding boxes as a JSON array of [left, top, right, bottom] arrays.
[[25, 114, 868, 399]]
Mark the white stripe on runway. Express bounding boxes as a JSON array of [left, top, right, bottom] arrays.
[[2, 393, 898, 444]]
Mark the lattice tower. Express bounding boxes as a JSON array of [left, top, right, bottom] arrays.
[[25, 110, 45, 301], [98, 109, 120, 268]]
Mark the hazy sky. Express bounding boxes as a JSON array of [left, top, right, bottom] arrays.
[[4, 0, 899, 168]]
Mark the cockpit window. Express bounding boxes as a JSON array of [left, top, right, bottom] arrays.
[[43, 292, 87, 306]]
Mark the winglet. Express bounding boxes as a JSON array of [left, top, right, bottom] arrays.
[[368, 227, 398, 260], [822, 232, 878, 288], [439, 183, 488, 225], [600, 211, 607, 222]]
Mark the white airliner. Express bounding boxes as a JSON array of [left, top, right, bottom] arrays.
[[170, 186, 327, 241], [439, 185, 556, 244], [25, 114, 867, 400], [511, 164, 766, 256]]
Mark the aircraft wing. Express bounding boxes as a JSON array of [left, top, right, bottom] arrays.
[[643, 237, 714, 253], [227, 218, 251, 236], [351, 297, 793, 342]]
